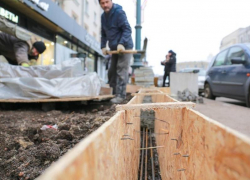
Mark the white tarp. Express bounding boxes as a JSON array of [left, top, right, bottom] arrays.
[[0, 59, 102, 99]]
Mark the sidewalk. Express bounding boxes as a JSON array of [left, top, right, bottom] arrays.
[[194, 97, 250, 137]]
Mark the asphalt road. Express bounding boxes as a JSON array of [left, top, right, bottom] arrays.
[[194, 97, 250, 137]]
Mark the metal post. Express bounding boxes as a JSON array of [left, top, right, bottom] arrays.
[[131, 0, 144, 72]]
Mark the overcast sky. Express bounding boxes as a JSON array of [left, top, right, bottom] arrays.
[[112, 0, 250, 74]]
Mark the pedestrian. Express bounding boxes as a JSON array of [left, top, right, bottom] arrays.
[[0, 31, 46, 67], [161, 50, 176, 87], [99, 0, 133, 104]]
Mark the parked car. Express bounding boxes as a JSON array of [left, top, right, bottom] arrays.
[[179, 68, 206, 94], [205, 43, 250, 107]]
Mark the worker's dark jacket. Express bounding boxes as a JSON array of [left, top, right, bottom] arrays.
[[161, 52, 177, 72], [0, 32, 33, 65], [101, 4, 133, 50]]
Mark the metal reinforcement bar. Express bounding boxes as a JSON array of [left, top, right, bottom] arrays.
[[37, 87, 250, 180]]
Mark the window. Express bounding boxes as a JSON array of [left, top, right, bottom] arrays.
[[213, 50, 228, 66], [246, 44, 250, 49], [72, 11, 78, 22], [240, 36, 244, 43], [54, 0, 63, 9], [85, 1, 89, 15], [94, 12, 97, 24], [84, 24, 89, 32], [226, 46, 246, 65], [73, 0, 79, 6], [93, 32, 97, 40]]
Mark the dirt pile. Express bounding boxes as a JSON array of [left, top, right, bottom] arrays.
[[0, 96, 131, 180]]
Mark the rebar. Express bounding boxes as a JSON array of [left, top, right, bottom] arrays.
[[139, 128, 145, 180], [149, 130, 155, 180], [144, 128, 148, 180]]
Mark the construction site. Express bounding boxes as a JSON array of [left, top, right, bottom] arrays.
[[1, 84, 250, 180], [1, 0, 250, 180]]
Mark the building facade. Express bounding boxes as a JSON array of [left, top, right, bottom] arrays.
[[177, 61, 209, 72], [0, 0, 106, 79], [52, 0, 102, 43], [220, 25, 250, 50]]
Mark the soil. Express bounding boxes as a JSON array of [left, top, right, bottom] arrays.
[[0, 95, 132, 180]]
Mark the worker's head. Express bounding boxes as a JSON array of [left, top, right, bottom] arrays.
[[99, 0, 113, 13], [168, 50, 174, 56], [31, 41, 46, 56]]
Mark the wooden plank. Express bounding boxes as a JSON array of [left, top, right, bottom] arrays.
[[37, 109, 141, 180], [126, 84, 143, 93], [138, 87, 170, 94], [116, 102, 195, 111], [99, 87, 113, 95], [0, 95, 114, 103], [131, 93, 168, 96], [154, 108, 250, 180]]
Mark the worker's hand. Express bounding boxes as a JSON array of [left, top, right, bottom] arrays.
[[29, 59, 37, 66], [21, 63, 30, 67], [117, 44, 125, 53], [102, 48, 107, 55]]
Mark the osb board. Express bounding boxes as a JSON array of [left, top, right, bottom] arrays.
[[138, 87, 170, 94], [116, 102, 195, 112], [38, 109, 141, 180], [155, 87, 171, 94], [0, 95, 114, 103], [151, 94, 178, 103], [99, 87, 113, 95], [154, 108, 250, 180], [126, 84, 143, 93]]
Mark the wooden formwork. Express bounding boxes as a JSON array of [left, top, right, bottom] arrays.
[[37, 87, 250, 180], [37, 109, 141, 180], [154, 108, 250, 180]]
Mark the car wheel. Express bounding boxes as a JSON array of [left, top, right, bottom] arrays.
[[204, 83, 215, 100], [247, 88, 250, 108]]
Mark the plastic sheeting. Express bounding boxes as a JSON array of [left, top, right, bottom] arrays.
[[0, 59, 84, 79], [0, 59, 102, 99]]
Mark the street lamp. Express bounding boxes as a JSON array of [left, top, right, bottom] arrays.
[[131, 0, 144, 72]]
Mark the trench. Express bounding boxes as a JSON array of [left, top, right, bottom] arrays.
[[138, 96, 162, 180]]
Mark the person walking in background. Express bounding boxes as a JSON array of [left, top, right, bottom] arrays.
[[99, 0, 133, 104], [161, 50, 176, 87]]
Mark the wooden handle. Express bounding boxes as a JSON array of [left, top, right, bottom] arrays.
[[107, 50, 145, 54]]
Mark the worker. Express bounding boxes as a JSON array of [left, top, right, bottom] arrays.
[[161, 50, 176, 87], [0, 31, 46, 67], [99, 0, 133, 104]]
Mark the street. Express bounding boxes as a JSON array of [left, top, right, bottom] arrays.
[[194, 97, 250, 137]]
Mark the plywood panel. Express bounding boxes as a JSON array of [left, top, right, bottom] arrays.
[[126, 84, 143, 93], [37, 110, 141, 180], [0, 95, 114, 103], [116, 102, 195, 111], [138, 87, 170, 94], [155, 108, 250, 180]]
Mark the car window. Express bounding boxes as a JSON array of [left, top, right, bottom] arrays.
[[213, 50, 228, 66], [226, 46, 246, 65]]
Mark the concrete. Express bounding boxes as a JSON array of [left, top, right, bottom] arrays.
[[170, 72, 198, 96], [194, 97, 250, 137]]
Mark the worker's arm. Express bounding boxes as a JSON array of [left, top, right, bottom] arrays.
[[117, 10, 132, 47], [161, 60, 166, 66], [101, 16, 107, 49], [166, 57, 176, 65], [13, 41, 30, 65]]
